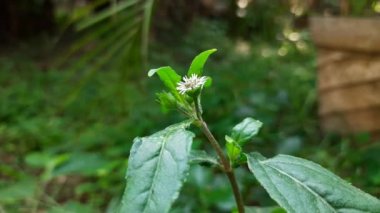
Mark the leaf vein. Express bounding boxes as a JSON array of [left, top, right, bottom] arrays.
[[141, 129, 175, 213], [263, 163, 337, 213]]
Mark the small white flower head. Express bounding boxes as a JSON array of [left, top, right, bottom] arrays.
[[176, 74, 207, 94]]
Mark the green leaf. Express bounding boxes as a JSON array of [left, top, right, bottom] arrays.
[[231, 117, 262, 145], [157, 92, 177, 113], [148, 66, 181, 96], [189, 150, 219, 167], [244, 206, 285, 213], [25, 152, 52, 168], [0, 179, 37, 204], [166, 119, 193, 130], [53, 152, 109, 176], [225, 135, 242, 162], [246, 152, 380, 213], [204, 76, 212, 88], [48, 201, 96, 213], [187, 49, 217, 76], [120, 122, 195, 213]]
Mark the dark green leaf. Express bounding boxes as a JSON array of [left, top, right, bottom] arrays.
[[120, 121, 194, 213], [231, 117, 262, 144], [246, 152, 380, 213], [189, 150, 219, 167], [187, 49, 217, 76], [204, 76, 212, 88], [157, 92, 177, 113]]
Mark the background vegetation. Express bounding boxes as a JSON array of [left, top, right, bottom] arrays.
[[1, 0, 380, 212]]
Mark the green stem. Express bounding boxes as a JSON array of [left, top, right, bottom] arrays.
[[193, 96, 245, 213]]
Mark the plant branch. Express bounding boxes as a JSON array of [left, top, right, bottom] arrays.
[[193, 96, 245, 213]]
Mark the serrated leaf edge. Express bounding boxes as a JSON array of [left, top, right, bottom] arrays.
[[246, 153, 380, 213], [122, 122, 194, 213]]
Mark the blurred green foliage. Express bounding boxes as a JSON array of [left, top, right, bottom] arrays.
[[1, 9, 380, 212]]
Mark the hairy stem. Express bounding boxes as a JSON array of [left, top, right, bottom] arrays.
[[193, 96, 245, 213]]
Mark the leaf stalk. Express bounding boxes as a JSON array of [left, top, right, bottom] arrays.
[[193, 96, 245, 213]]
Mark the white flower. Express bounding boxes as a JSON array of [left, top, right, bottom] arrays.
[[176, 74, 207, 94]]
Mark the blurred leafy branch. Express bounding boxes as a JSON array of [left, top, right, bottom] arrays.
[[56, 0, 155, 107]]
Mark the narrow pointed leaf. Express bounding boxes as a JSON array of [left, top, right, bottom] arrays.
[[120, 122, 194, 213], [246, 152, 380, 213], [76, 0, 140, 30], [187, 49, 217, 76]]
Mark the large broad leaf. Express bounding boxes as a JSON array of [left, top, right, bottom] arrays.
[[187, 49, 217, 76], [246, 152, 380, 213], [120, 121, 194, 213]]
